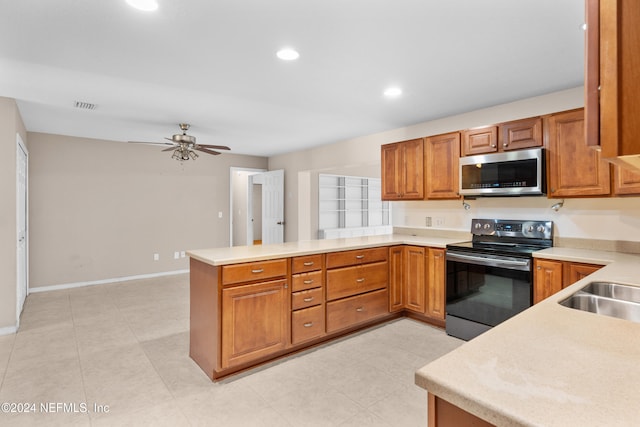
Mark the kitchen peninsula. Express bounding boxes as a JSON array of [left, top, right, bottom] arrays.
[[416, 247, 640, 427], [187, 232, 466, 380]]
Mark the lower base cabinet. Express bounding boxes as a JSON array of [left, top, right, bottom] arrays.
[[291, 305, 325, 344], [534, 258, 603, 303], [326, 289, 389, 333], [428, 393, 494, 427], [221, 279, 290, 369]]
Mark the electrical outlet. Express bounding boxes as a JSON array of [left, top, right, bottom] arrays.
[[174, 251, 180, 260], [180, 251, 186, 258], [153, 253, 159, 261], [425, 216, 432, 227], [218, 211, 223, 218], [435, 217, 445, 227]]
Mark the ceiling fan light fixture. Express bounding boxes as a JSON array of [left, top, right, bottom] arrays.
[[126, 0, 159, 12], [384, 86, 402, 98]]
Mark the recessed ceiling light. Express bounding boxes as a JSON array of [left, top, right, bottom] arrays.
[[126, 0, 158, 12], [384, 87, 403, 98], [277, 48, 300, 61]]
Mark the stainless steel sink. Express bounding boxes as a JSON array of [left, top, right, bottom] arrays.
[[559, 282, 640, 323]]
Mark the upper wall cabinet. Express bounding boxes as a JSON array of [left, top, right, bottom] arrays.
[[585, 0, 640, 172], [547, 109, 611, 198], [461, 126, 497, 156], [381, 138, 424, 200], [461, 117, 542, 156], [425, 132, 460, 199]]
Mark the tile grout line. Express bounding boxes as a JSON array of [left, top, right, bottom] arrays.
[[68, 292, 93, 425]]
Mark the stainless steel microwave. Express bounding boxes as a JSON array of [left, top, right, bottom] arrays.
[[459, 148, 545, 196]]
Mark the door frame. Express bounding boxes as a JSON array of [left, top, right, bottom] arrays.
[[229, 167, 266, 247], [16, 133, 28, 326]]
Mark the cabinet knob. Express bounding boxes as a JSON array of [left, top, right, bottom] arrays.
[[355, 255, 365, 260], [251, 268, 264, 274], [491, 144, 496, 148], [303, 322, 314, 328], [356, 307, 364, 312], [356, 278, 365, 283], [303, 261, 314, 266], [303, 297, 314, 302], [537, 266, 541, 270], [503, 142, 509, 147], [303, 279, 314, 285]]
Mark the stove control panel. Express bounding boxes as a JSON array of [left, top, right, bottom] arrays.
[[471, 219, 553, 240]]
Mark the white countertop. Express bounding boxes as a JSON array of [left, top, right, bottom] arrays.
[[416, 247, 640, 427], [187, 234, 465, 266]]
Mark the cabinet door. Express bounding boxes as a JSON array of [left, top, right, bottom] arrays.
[[381, 139, 424, 200], [462, 126, 498, 156], [426, 248, 446, 320], [598, 0, 640, 164], [405, 246, 426, 314], [613, 165, 640, 195], [401, 138, 425, 199], [547, 109, 611, 197], [533, 259, 563, 304], [381, 143, 403, 200], [563, 262, 603, 288], [499, 117, 542, 151], [221, 279, 289, 369], [584, 0, 600, 147], [388, 246, 404, 312], [425, 132, 460, 199]]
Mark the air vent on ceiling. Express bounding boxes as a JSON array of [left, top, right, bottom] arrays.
[[74, 101, 96, 110]]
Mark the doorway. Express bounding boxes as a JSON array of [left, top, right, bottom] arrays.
[[16, 134, 28, 326], [229, 168, 285, 247]]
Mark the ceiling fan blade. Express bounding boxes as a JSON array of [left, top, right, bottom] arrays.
[[195, 147, 221, 155], [164, 137, 178, 143], [128, 141, 175, 146], [198, 144, 230, 150], [161, 145, 178, 152]]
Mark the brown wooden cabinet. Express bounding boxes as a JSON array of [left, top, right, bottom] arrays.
[[612, 165, 640, 195], [426, 248, 446, 321], [534, 258, 604, 303], [325, 247, 389, 333], [462, 117, 542, 156], [546, 109, 611, 198], [462, 126, 498, 156], [388, 246, 405, 312], [221, 278, 290, 369], [498, 117, 543, 151], [585, 0, 640, 172], [291, 254, 325, 345], [405, 246, 427, 314], [381, 138, 424, 200], [425, 132, 460, 199]]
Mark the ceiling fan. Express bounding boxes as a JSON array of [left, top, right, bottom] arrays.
[[129, 123, 230, 161]]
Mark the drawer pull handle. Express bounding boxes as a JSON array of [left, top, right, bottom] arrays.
[[303, 261, 314, 266], [303, 297, 314, 302], [355, 255, 365, 259], [356, 307, 364, 312], [303, 322, 314, 328], [356, 278, 365, 283], [251, 268, 264, 274], [303, 279, 314, 285]]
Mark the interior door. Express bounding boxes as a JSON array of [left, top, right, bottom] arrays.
[[260, 169, 285, 244], [16, 135, 28, 325]]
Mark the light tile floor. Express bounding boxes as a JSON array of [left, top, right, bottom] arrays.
[[0, 274, 463, 426]]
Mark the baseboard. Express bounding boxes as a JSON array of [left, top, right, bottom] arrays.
[[29, 269, 189, 294], [0, 325, 17, 336]]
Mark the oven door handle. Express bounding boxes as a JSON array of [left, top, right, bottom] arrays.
[[446, 252, 531, 271]]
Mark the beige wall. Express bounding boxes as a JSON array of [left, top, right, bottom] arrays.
[[0, 97, 27, 330], [270, 86, 639, 244], [28, 133, 267, 288]]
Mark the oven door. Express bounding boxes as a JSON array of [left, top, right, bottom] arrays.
[[445, 251, 532, 340]]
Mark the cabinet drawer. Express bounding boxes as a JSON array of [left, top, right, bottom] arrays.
[[222, 259, 288, 286], [326, 261, 388, 301], [291, 270, 324, 292], [326, 289, 389, 333], [292, 287, 323, 311], [292, 254, 323, 274], [326, 247, 388, 269], [291, 305, 325, 345]]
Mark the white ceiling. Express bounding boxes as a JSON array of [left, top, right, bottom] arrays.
[[0, 0, 585, 157]]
